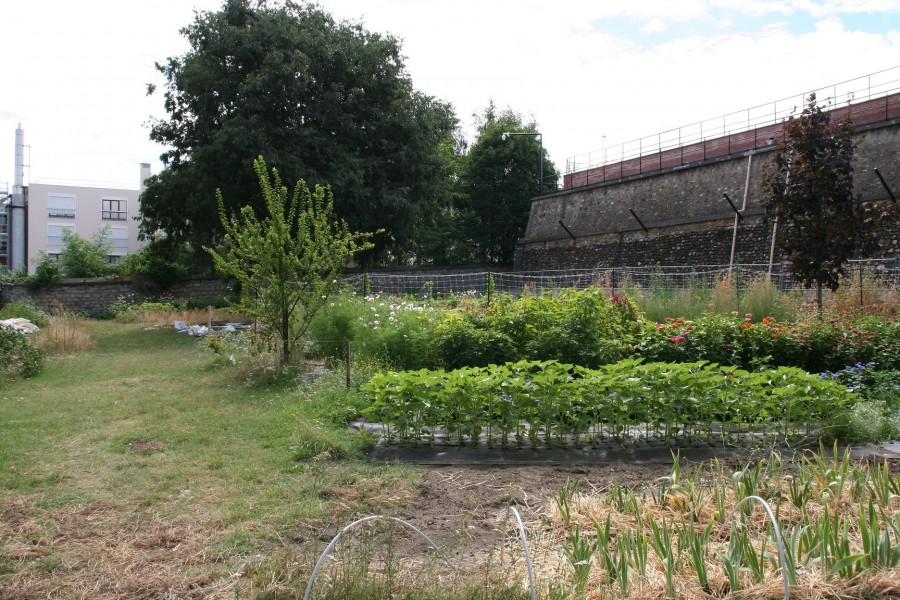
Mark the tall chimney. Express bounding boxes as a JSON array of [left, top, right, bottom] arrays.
[[9, 124, 26, 272], [140, 163, 151, 192]]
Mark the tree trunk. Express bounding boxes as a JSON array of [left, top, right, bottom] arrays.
[[281, 309, 291, 365]]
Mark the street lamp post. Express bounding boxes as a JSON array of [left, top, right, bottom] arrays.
[[501, 131, 543, 195]]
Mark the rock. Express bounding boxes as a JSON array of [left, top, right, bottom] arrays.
[[0, 318, 39, 335]]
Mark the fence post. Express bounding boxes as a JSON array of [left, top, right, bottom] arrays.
[[345, 340, 351, 389], [859, 267, 864, 308]]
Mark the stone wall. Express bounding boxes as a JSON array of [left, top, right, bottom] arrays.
[[2, 277, 234, 318], [521, 120, 900, 270], [0, 267, 511, 318]]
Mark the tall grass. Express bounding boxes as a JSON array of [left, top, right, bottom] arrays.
[[738, 273, 796, 322], [34, 310, 95, 354], [831, 268, 899, 317], [114, 303, 249, 325], [629, 271, 801, 322], [622, 273, 713, 322]]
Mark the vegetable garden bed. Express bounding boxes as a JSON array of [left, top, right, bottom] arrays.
[[362, 359, 856, 450]]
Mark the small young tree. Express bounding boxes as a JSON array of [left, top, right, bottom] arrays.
[[207, 156, 373, 366], [59, 226, 114, 278], [762, 93, 883, 309]]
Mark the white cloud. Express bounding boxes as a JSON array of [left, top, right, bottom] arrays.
[[0, 0, 897, 188], [642, 18, 670, 34]]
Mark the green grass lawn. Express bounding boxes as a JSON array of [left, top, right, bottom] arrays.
[[0, 320, 418, 597]]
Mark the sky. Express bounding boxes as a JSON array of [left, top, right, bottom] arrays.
[[1, 0, 898, 191]]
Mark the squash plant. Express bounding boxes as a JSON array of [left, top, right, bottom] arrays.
[[361, 360, 858, 448]]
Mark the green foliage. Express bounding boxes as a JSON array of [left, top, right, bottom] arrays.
[[431, 312, 516, 370], [26, 226, 117, 288], [638, 313, 899, 373], [207, 156, 373, 365], [455, 105, 559, 263], [762, 93, 894, 306], [119, 237, 192, 291], [307, 294, 439, 370], [114, 302, 180, 321], [0, 326, 44, 381], [0, 299, 50, 327], [141, 0, 456, 266], [432, 288, 642, 369], [623, 273, 713, 322], [0, 266, 24, 297], [738, 274, 793, 322], [362, 359, 857, 447], [27, 253, 61, 290], [840, 400, 899, 443], [58, 226, 115, 278]]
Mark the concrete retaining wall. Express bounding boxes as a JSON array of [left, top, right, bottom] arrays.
[[521, 120, 900, 270]]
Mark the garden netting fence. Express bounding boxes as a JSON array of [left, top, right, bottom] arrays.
[[344, 258, 900, 299]]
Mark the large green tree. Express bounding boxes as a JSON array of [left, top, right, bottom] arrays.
[[141, 0, 455, 266], [456, 105, 558, 263], [762, 93, 888, 308]]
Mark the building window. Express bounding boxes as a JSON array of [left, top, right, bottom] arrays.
[[107, 255, 123, 265], [102, 198, 127, 221], [109, 226, 129, 250], [48, 194, 76, 218], [47, 224, 75, 247]]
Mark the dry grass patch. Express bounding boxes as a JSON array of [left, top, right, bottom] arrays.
[[34, 312, 95, 354], [0, 499, 239, 600], [116, 305, 249, 326]]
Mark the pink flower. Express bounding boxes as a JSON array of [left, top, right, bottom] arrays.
[[668, 336, 686, 344]]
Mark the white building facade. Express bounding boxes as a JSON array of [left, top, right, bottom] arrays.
[[24, 170, 148, 273]]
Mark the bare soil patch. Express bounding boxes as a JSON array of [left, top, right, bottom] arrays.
[[384, 461, 702, 564], [127, 439, 167, 454]]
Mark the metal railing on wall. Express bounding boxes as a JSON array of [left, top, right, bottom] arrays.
[[564, 66, 900, 186]]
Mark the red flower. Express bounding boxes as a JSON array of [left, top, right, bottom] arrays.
[[668, 336, 686, 343]]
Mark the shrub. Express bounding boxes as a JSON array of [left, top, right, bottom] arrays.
[[623, 274, 712, 322], [433, 288, 644, 369], [839, 401, 898, 443], [58, 228, 114, 278], [363, 359, 858, 447], [27, 253, 61, 290], [432, 312, 516, 370], [0, 326, 44, 381], [119, 238, 192, 292], [0, 299, 50, 327]]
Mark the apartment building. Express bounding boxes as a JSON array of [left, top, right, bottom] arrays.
[[23, 175, 148, 273]]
